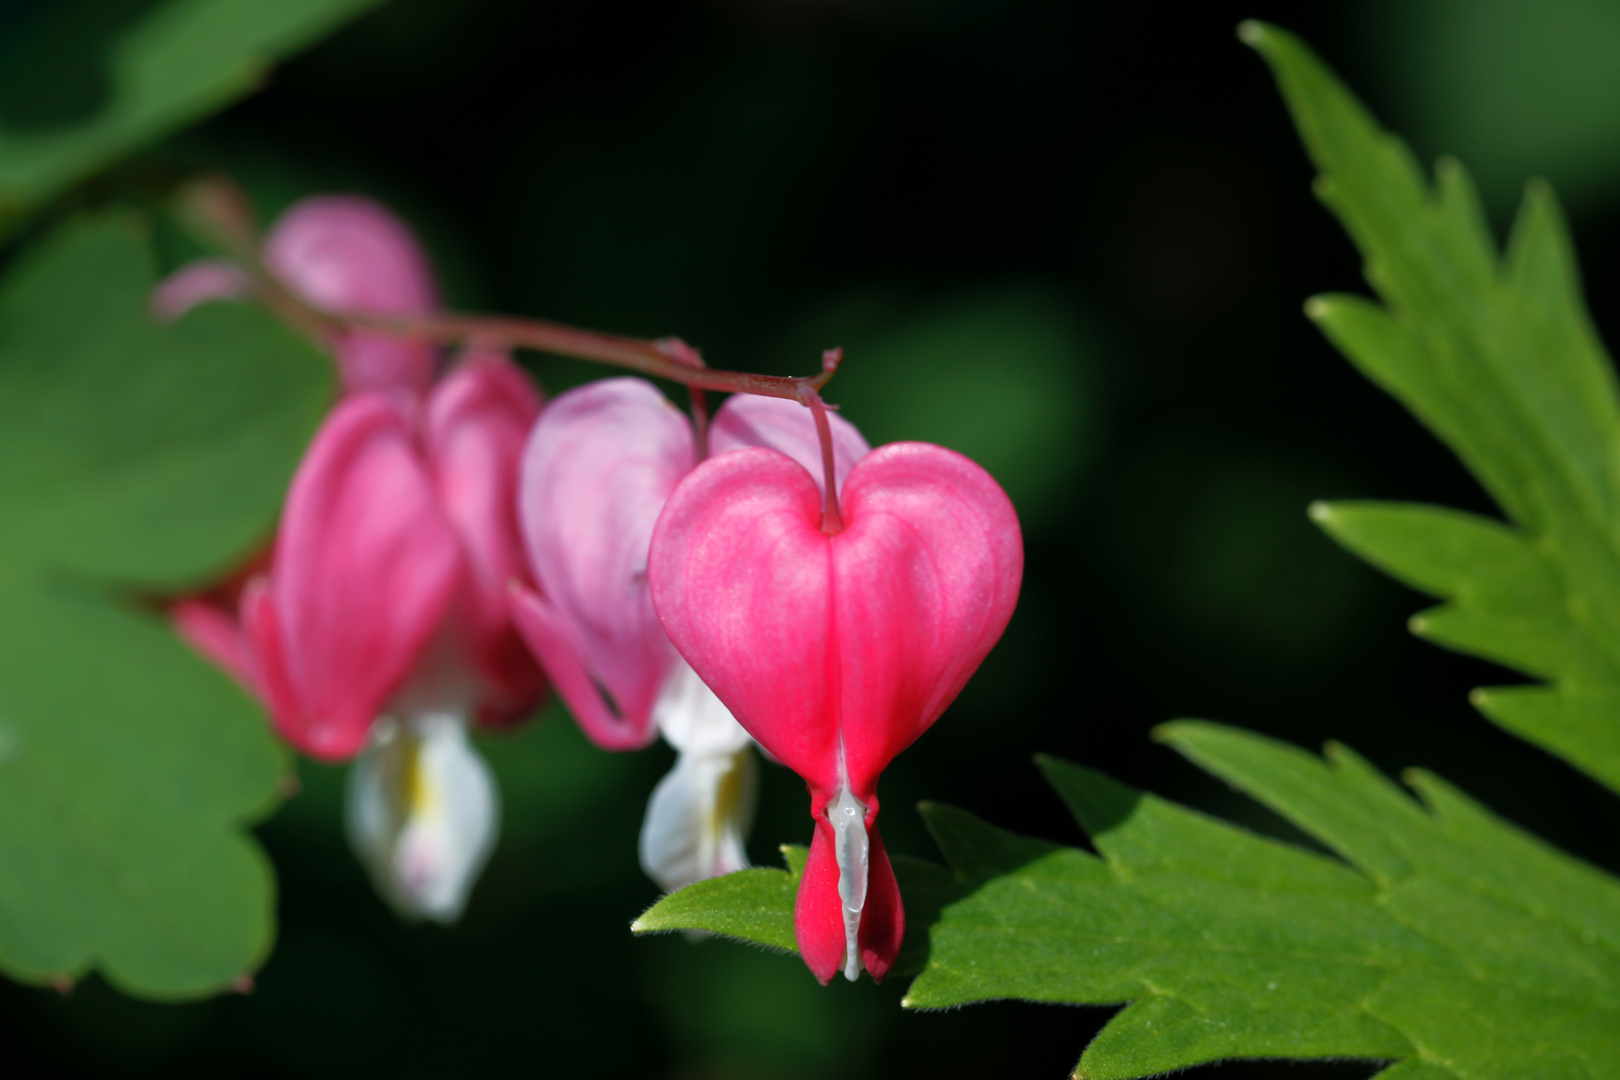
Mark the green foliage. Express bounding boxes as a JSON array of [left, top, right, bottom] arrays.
[[0, 213, 332, 997], [634, 845, 805, 952], [637, 726, 1620, 1079], [0, 0, 384, 231], [1381, 0, 1620, 212], [1239, 20, 1620, 794]]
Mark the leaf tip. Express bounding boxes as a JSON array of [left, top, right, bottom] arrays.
[[1236, 19, 1267, 46], [1150, 719, 1200, 746], [1408, 613, 1431, 635], [1303, 295, 1331, 321], [1307, 499, 1334, 523]]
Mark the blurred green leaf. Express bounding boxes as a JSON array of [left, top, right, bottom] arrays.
[[0, 212, 332, 997], [632, 724, 1620, 1077], [1379, 0, 1620, 212], [0, 0, 384, 231], [1243, 21, 1620, 794]]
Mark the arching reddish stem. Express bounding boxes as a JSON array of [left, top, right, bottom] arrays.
[[799, 350, 845, 535], [689, 386, 711, 463], [176, 174, 839, 403]]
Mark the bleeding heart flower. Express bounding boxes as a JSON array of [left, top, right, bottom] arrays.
[[154, 194, 441, 397], [648, 439, 1023, 983], [511, 379, 871, 890], [239, 352, 544, 920], [246, 352, 544, 757]]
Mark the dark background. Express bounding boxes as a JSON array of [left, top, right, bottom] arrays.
[[6, 0, 1620, 1076]]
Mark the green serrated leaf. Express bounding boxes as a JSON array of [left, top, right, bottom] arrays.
[[902, 729, 1620, 1079], [630, 730, 1620, 1075], [0, 212, 331, 997], [0, 0, 385, 231], [1245, 20, 1620, 793]]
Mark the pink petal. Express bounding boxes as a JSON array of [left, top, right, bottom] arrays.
[[171, 596, 261, 696], [509, 585, 655, 750], [248, 392, 464, 760], [710, 393, 871, 496], [650, 442, 1021, 795], [795, 821, 847, 985], [262, 196, 440, 397], [164, 544, 274, 697], [857, 825, 903, 983], [150, 259, 251, 323], [647, 448, 838, 790], [424, 351, 547, 725], [514, 377, 694, 749], [829, 442, 1024, 797], [330, 331, 439, 398], [264, 196, 439, 315]]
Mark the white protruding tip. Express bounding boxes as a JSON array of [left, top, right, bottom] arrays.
[[1237, 20, 1264, 45], [828, 784, 870, 982], [345, 713, 499, 924], [1303, 297, 1330, 321]]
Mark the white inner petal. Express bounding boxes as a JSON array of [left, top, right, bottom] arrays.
[[828, 779, 869, 982], [344, 711, 499, 923], [639, 745, 758, 892], [651, 658, 752, 757]]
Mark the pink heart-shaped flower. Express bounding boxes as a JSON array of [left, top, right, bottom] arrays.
[[649, 440, 1022, 981]]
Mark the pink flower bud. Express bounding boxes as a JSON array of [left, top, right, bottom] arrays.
[[263, 196, 440, 397], [648, 442, 1023, 983]]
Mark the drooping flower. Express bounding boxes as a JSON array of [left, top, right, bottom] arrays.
[[510, 379, 870, 890], [648, 437, 1022, 982], [241, 352, 545, 919]]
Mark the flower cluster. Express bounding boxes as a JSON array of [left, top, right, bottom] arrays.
[[161, 194, 1023, 982]]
